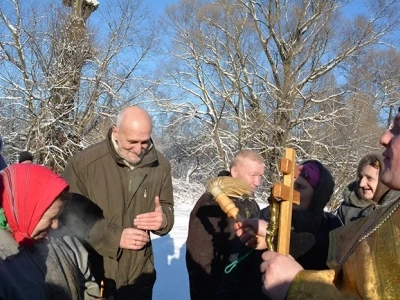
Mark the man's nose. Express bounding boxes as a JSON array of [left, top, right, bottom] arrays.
[[359, 177, 367, 187], [133, 143, 142, 155], [253, 176, 261, 187], [380, 130, 392, 147]]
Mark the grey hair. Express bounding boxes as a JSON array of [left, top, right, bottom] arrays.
[[115, 110, 125, 128], [230, 149, 264, 168]]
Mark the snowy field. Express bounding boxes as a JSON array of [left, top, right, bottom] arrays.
[[151, 204, 192, 300]]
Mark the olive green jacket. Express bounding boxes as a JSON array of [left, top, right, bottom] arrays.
[[62, 130, 174, 289]]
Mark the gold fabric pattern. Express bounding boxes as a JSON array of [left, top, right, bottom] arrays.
[[287, 201, 400, 299], [287, 269, 347, 299], [375, 217, 400, 298]]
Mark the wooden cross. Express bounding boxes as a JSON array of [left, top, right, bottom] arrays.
[[271, 148, 300, 255]]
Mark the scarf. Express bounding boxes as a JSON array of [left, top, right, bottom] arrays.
[[0, 164, 68, 247]]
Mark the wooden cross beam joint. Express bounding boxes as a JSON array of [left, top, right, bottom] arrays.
[[272, 182, 300, 206]]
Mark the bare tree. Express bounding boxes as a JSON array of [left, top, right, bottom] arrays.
[[0, 0, 159, 172], [156, 0, 400, 204], [324, 47, 400, 208], [2, 0, 400, 208]]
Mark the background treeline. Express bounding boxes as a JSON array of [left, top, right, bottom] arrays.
[[1, 0, 400, 209]]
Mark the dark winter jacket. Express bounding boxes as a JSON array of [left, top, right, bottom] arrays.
[[295, 211, 342, 270], [61, 129, 174, 299], [186, 191, 261, 300], [336, 180, 400, 225]]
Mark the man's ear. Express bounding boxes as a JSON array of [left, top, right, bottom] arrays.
[[112, 125, 120, 139], [230, 166, 238, 178], [111, 125, 118, 143]]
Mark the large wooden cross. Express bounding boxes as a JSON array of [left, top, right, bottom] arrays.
[[271, 148, 300, 255]]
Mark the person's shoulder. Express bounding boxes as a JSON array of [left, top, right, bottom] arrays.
[[154, 149, 171, 167], [381, 189, 400, 205], [69, 140, 109, 168], [190, 192, 215, 211], [189, 192, 220, 221], [74, 139, 108, 157], [196, 192, 214, 204]]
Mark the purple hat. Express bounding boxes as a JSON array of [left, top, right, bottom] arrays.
[[297, 161, 320, 189]]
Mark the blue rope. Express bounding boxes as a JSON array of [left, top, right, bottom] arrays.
[[224, 247, 257, 274]]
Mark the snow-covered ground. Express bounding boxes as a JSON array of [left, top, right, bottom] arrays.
[[151, 203, 192, 300]]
